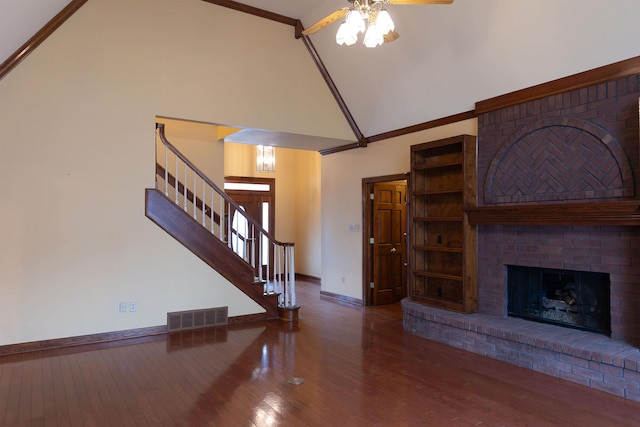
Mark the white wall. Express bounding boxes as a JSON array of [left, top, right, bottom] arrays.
[[0, 0, 349, 345], [321, 120, 478, 301]]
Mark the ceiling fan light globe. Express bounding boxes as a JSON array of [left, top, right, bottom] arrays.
[[346, 9, 366, 34], [376, 10, 395, 34], [336, 22, 358, 45], [363, 23, 383, 48], [345, 35, 358, 46]]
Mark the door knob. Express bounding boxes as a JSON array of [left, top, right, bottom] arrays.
[[391, 247, 397, 253]]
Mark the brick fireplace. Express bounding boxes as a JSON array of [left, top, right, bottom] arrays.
[[403, 72, 640, 401]]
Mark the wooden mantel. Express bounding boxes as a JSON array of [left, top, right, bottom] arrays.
[[466, 200, 640, 226]]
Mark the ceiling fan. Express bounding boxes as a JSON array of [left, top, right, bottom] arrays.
[[302, 0, 454, 48]]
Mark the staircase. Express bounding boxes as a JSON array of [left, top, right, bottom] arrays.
[[145, 123, 296, 320]]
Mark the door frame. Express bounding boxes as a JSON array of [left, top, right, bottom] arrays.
[[362, 173, 409, 306]]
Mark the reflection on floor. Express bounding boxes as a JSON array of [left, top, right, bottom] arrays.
[[1, 279, 639, 425]]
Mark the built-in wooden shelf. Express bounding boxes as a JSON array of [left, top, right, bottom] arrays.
[[465, 200, 640, 226], [409, 134, 477, 314]]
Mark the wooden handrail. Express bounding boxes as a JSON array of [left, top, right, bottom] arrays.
[[156, 123, 293, 247]]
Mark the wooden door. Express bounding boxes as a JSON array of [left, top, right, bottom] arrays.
[[372, 180, 407, 305]]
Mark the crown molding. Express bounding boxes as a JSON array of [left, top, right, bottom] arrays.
[[476, 56, 640, 114], [366, 110, 477, 144], [201, 0, 298, 27]]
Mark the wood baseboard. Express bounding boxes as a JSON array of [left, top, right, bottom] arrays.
[[0, 312, 278, 356], [227, 313, 268, 324], [0, 325, 168, 356], [296, 273, 321, 285], [320, 290, 362, 306]]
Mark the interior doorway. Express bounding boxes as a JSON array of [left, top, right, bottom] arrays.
[[362, 174, 408, 306]]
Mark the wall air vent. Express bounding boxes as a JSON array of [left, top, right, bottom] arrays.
[[167, 306, 228, 332]]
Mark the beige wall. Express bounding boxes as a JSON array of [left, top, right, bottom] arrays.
[[321, 120, 478, 301], [0, 0, 349, 345], [224, 143, 322, 278]]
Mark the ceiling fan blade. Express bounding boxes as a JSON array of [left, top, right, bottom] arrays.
[[383, 30, 400, 43], [388, 0, 453, 4], [302, 8, 349, 36]]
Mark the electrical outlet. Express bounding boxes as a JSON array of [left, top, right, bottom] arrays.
[[130, 301, 137, 312], [119, 302, 127, 312]]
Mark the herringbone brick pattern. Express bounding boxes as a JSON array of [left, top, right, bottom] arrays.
[[479, 74, 640, 205], [489, 126, 624, 204]]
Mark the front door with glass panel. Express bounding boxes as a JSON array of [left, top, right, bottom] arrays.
[[224, 177, 275, 279]]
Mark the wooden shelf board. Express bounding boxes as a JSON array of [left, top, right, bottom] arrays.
[[414, 189, 463, 196], [414, 245, 463, 253], [413, 160, 463, 170], [413, 271, 463, 281], [414, 217, 463, 222]]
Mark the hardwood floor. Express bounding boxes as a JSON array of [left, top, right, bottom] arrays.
[[1, 280, 639, 426]]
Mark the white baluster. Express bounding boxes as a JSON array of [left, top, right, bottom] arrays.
[[183, 165, 187, 211], [192, 172, 196, 219], [252, 226, 256, 274], [175, 156, 179, 205], [227, 203, 232, 248], [257, 230, 262, 282], [284, 247, 289, 307], [220, 197, 225, 242], [164, 144, 169, 196], [211, 187, 222, 236], [266, 241, 271, 293], [276, 245, 283, 306], [202, 180, 206, 226], [245, 218, 250, 263], [289, 246, 296, 307]]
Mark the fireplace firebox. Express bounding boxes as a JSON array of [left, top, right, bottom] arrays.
[[507, 265, 611, 335]]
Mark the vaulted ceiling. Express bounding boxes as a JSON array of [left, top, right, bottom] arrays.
[[2, 0, 639, 151]]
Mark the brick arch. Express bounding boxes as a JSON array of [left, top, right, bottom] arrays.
[[483, 117, 634, 204]]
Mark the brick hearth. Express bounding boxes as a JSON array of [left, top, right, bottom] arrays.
[[403, 73, 640, 401], [402, 300, 640, 401]]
